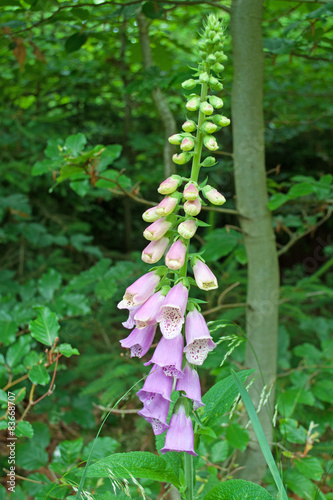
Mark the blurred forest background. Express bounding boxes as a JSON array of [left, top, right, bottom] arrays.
[[0, 0, 332, 499]]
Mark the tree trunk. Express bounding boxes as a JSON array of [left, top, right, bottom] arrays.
[[231, 0, 280, 483], [137, 13, 177, 178]]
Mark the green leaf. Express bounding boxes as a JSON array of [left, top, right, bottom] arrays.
[[38, 268, 62, 301], [81, 437, 119, 461], [203, 479, 275, 499], [45, 138, 63, 160], [201, 370, 254, 427], [279, 418, 307, 444], [58, 343, 79, 357], [65, 33, 88, 53], [70, 178, 90, 197], [278, 388, 315, 417], [0, 320, 17, 346], [226, 423, 249, 452], [202, 228, 240, 262], [210, 441, 229, 463], [142, 1, 166, 19], [95, 169, 131, 190], [31, 159, 53, 176], [98, 145, 122, 172], [56, 438, 83, 467], [312, 379, 333, 403], [15, 421, 34, 439], [285, 469, 315, 499], [29, 307, 60, 347], [6, 335, 31, 368], [267, 193, 289, 210], [295, 456, 324, 481], [64, 133, 87, 157], [288, 182, 314, 198], [0, 389, 7, 404], [16, 442, 48, 470], [28, 364, 50, 386], [77, 451, 180, 487]]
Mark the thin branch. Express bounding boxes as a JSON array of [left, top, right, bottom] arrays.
[[202, 302, 248, 316], [291, 51, 332, 63], [277, 208, 332, 257], [94, 404, 139, 414]]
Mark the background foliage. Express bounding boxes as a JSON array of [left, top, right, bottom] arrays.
[[0, 0, 332, 499]]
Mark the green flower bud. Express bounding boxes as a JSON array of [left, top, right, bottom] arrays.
[[212, 62, 225, 73], [172, 152, 192, 165], [198, 39, 207, 51], [180, 137, 195, 152], [182, 120, 196, 133], [212, 34, 221, 44], [202, 185, 226, 205], [206, 54, 216, 64], [215, 51, 228, 63], [202, 121, 218, 134], [199, 72, 209, 83], [203, 135, 219, 151], [200, 101, 214, 116], [186, 97, 200, 112], [213, 115, 230, 127], [182, 79, 197, 90], [168, 134, 183, 145], [201, 156, 216, 167], [209, 95, 224, 109]]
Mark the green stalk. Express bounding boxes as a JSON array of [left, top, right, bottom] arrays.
[[184, 452, 194, 500]]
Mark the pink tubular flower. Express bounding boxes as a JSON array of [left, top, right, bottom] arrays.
[[142, 237, 169, 264], [161, 405, 197, 456], [157, 175, 181, 195], [155, 196, 178, 217], [184, 309, 216, 365], [119, 325, 156, 358], [143, 217, 172, 241], [138, 394, 170, 435], [184, 198, 201, 216], [122, 305, 141, 329], [175, 363, 205, 410], [165, 240, 187, 271], [117, 271, 160, 310], [157, 283, 188, 339], [183, 183, 199, 201], [142, 206, 160, 223], [137, 364, 173, 405], [178, 219, 197, 240], [145, 334, 184, 378], [193, 259, 218, 290], [202, 185, 226, 206], [134, 291, 165, 329]]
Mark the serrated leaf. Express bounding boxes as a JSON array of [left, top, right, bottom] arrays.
[[29, 307, 60, 346], [77, 451, 180, 487], [201, 370, 254, 426], [38, 268, 62, 301], [6, 335, 31, 368], [98, 145, 122, 172], [16, 442, 48, 470], [16, 421, 34, 439], [203, 479, 275, 499], [28, 364, 50, 386], [295, 456, 324, 481]]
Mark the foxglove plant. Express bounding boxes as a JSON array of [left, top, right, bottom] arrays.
[[118, 14, 230, 499]]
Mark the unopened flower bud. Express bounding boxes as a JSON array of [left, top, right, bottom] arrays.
[[209, 95, 223, 109], [203, 135, 219, 151], [182, 79, 197, 90], [199, 72, 209, 83], [142, 237, 169, 264], [212, 34, 221, 44], [186, 97, 200, 112], [180, 137, 195, 152], [143, 217, 172, 241], [168, 134, 183, 145], [172, 152, 192, 165], [142, 206, 160, 223], [210, 81, 223, 91], [206, 54, 216, 64], [215, 51, 228, 62], [212, 62, 225, 73], [202, 185, 226, 205], [158, 175, 181, 195], [201, 156, 216, 167], [178, 219, 197, 239], [156, 194, 179, 216], [192, 259, 218, 290], [200, 101, 214, 116], [213, 115, 231, 127], [198, 40, 207, 51], [183, 183, 199, 201], [202, 121, 217, 134], [165, 240, 187, 271], [184, 198, 201, 216], [182, 120, 196, 133]]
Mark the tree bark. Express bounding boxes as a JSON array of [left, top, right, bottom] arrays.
[[231, 0, 280, 483], [137, 13, 177, 178]]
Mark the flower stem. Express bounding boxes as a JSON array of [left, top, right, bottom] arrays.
[[190, 81, 208, 183], [184, 452, 194, 500]]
